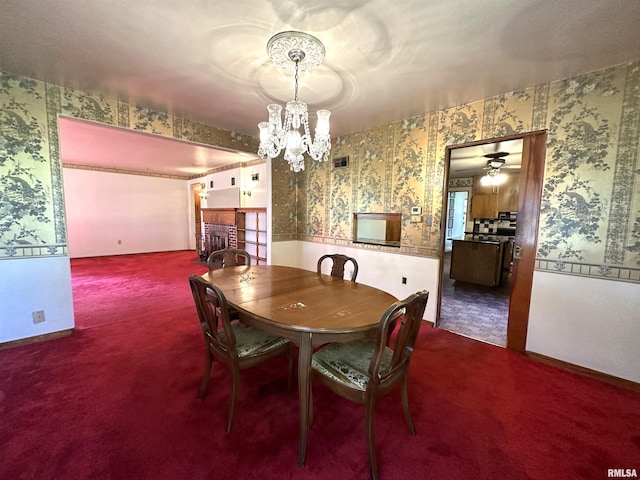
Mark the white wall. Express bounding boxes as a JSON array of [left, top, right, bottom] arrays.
[[201, 163, 269, 210], [0, 256, 74, 342], [63, 168, 190, 258], [273, 241, 640, 383], [527, 272, 640, 383], [271, 241, 440, 322], [240, 163, 268, 208]]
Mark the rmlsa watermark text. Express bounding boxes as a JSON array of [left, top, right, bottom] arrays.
[[608, 469, 638, 478]]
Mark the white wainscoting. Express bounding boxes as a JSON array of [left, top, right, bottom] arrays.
[[527, 271, 640, 384], [0, 256, 74, 343], [272, 240, 439, 322]]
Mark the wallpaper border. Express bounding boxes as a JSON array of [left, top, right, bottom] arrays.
[[1, 244, 68, 259], [535, 258, 640, 283]]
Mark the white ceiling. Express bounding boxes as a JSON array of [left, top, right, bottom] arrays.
[[1, 0, 639, 176], [58, 117, 255, 177], [450, 138, 523, 178]]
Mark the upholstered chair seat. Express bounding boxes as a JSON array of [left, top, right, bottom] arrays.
[[224, 322, 290, 357], [312, 340, 393, 391]]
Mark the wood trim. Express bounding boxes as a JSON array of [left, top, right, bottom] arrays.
[[507, 132, 547, 352], [0, 329, 73, 350], [438, 130, 547, 353], [201, 208, 236, 225], [525, 351, 640, 393]]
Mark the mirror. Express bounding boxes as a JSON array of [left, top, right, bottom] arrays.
[[353, 213, 401, 247]]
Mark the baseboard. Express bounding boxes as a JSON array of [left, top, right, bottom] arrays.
[[0, 329, 73, 350], [525, 351, 640, 392]]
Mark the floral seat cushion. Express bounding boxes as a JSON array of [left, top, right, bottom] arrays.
[[224, 322, 289, 357], [311, 340, 393, 391]]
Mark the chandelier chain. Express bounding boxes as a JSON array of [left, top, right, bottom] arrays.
[[294, 60, 299, 102]]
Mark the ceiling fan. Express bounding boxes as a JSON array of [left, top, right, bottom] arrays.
[[483, 152, 518, 170], [449, 139, 523, 178], [457, 151, 520, 173]]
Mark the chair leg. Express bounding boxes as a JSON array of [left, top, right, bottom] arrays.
[[401, 373, 416, 435], [364, 395, 379, 480], [226, 363, 240, 433], [198, 352, 213, 398]]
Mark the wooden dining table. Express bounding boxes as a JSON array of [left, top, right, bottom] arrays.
[[202, 264, 397, 466]]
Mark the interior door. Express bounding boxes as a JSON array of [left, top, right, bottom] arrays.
[[437, 131, 547, 353]]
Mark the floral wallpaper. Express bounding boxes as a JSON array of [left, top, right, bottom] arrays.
[[272, 61, 640, 283], [3, 59, 639, 284], [0, 71, 258, 259]]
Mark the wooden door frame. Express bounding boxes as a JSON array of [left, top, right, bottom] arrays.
[[436, 130, 547, 352]]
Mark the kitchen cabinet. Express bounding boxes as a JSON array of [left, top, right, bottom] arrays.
[[450, 239, 505, 287], [472, 172, 519, 218], [497, 173, 519, 212], [471, 194, 498, 219]]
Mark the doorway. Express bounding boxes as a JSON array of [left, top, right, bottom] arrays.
[[436, 131, 547, 352], [444, 189, 470, 253]]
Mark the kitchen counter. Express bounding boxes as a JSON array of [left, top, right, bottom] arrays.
[[449, 234, 513, 244], [449, 236, 511, 287]]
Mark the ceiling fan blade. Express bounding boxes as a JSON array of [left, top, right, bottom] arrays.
[[484, 151, 510, 159]]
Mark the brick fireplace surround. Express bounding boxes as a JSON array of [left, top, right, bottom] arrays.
[[203, 223, 237, 254], [200, 208, 240, 257]]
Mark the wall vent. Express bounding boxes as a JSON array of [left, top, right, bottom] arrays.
[[333, 155, 349, 168]]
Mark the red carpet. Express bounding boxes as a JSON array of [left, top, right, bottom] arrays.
[[1, 251, 638, 479]]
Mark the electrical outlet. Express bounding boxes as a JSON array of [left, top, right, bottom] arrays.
[[402, 277, 407, 285], [32, 310, 45, 323], [117, 240, 122, 245]]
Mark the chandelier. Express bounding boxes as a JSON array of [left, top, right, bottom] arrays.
[[257, 31, 331, 172]]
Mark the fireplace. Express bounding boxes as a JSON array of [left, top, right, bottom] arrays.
[[200, 209, 238, 263], [209, 230, 229, 253], [202, 224, 237, 258]]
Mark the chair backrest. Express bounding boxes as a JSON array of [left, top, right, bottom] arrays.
[[207, 248, 251, 271], [367, 290, 429, 390], [317, 254, 359, 281], [188, 274, 237, 360]]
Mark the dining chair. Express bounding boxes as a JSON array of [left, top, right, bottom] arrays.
[[311, 290, 429, 480], [207, 248, 251, 271], [206, 248, 250, 320], [188, 274, 293, 432], [317, 253, 359, 281]]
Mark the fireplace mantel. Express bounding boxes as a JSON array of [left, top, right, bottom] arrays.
[[201, 208, 236, 226]]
